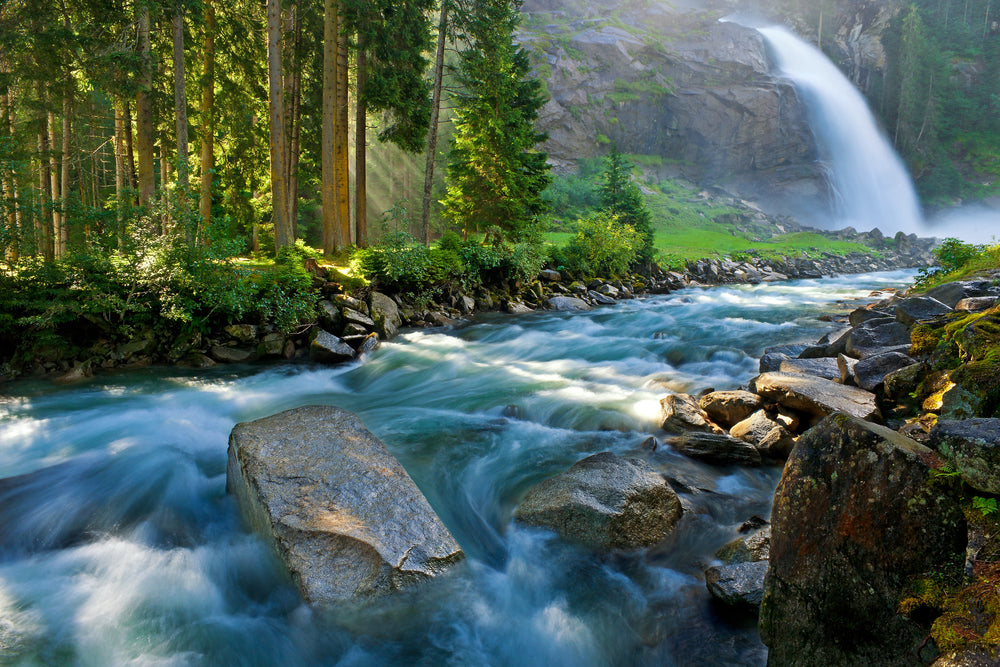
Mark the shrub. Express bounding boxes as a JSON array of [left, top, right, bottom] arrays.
[[561, 212, 641, 277]]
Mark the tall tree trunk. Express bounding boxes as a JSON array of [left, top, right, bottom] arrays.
[[172, 7, 189, 209], [136, 4, 155, 207], [267, 0, 291, 250], [2, 85, 17, 261], [355, 37, 367, 248], [124, 101, 137, 194], [199, 0, 215, 241], [335, 29, 350, 246], [422, 2, 449, 245], [60, 89, 71, 256], [321, 0, 341, 255], [37, 125, 52, 260], [286, 2, 302, 240], [160, 143, 171, 232], [114, 100, 126, 241], [48, 111, 62, 258]]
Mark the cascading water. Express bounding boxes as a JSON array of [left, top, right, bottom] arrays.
[[0, 270, 916, 666], [756, 26, 925, 236]]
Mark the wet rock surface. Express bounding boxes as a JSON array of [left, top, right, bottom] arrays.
[[227, 406, 465, 604]]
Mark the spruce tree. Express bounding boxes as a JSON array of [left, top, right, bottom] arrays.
[[600, 146, 654, 269], [442, 0, 551, 242]]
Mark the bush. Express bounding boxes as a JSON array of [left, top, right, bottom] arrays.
[[560, 212, 641, 277], [915, 237, 988, 287]]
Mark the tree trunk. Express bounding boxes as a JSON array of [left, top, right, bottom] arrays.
[[267, 0, 292, 250], [60, 90, 70, 256], [37, 124, 52, 261], [286, 2, 302, 240], [114, 100, 126, 241], [2, 85, 17, 261], [355, 36, 367, 248], [321, 0, 341, 255], [199, 0, 215, 241], [422, 2, 449, 245], [48, 111, 62, 258], [160, 144, 170, 233], [335, 29, 350, 246], [173, 8, 190, 209], [124, 100, 137, 194], [136, 4, 155, 207]]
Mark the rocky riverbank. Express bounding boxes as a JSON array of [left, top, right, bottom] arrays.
[[4, 232, 935, 385]]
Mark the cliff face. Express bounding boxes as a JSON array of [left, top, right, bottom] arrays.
[[520, 0, 903, 213]]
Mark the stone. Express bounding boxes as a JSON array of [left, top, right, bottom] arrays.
[[334, 294, 369, 315], [506, 301, 534, 314], [757, 425, 796, 460], [730, 410, 781, 445], [168, 330, 202, 362], [224, 324, 258, 342], [458, 295, 476, 314], [588, 290, 616, 305], [759, 352, 789, 373], [845, 320, 912, 359], [227, 406, 464, 604], [660, 393, 723, 434], [115, 332, 155, 360], [539, 269, 561, 282], [698, 390, 762, 427], [705, 561, 768, 608], [357, 333, 380, 356], [837, 353, 858, 385], [849, 307, 893, 327], [548, 296, 592, 312], [759, 414, 966, 666], [717, 527, 771, 564], [672, 432, 762, 466], [179, 352, 216, 368], [318, 300, 342, 331], [955, 296, 998, 312], [513, 452, 682, 550], [309, 330, 356, 364], [342, 323, 369, 337], [852, 351, 918, 392], [597, 284, 619, 297], [370, 292, 403, 340], [777, 357, 841, 381], [343, 308, 376, 329], [933, 649, 1000, 666], [750, 372, 880, 421], [930, 419, 1000, 495], [257, 333, 286, 358], [884, 361, 926, 401], [926, 280, 1000, 308], [775, 408, 800, 432], [894, 295, 953, 326], [210, 345, 255, 363]]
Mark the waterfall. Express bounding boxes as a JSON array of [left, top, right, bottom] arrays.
[[757, 26, 924, 236]]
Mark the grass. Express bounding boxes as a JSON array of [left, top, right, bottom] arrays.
[[915, 245, 1000, 291]]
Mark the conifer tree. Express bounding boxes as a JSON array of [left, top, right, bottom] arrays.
[[442, 0, 551, 242], [600, 146, 654, 269]]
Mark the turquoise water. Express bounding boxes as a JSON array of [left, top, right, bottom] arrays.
[[0, 270, 915, 666]]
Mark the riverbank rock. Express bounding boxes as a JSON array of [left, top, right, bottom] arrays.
[[759, 414, 966, 665], [661, 393, 724, 434], [672, 432, 762, 466], [548, 296, 592, 312], [717, 527, 771, 564], [227, 406, 464, 604], [309, 330, 356, 364], [698, 390, 762, 427], [514, 452, 682, 550], [894, 295, 953, 325], [777, 357, 841, 381], [853, 351, 918, 392], [706, 561, 768, 608], [929, 419, 1000, 495], [370, 292, 403, 339], [750, 372, 880, 422]]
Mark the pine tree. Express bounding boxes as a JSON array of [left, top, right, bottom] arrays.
[[442, 0, 551, 242], [600, 146, 654, 269]]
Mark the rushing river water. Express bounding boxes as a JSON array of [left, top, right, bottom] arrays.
[[0, 270, 915, 666]]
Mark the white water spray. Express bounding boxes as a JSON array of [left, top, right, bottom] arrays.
[[757, 26, 925, 236]]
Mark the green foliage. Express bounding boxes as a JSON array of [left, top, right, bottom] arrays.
[[600, 146, 654, 267], [442, 0, 552, 242], [557, 211, 640, 277], [973, 496, 999, 517], [915, 237, 989, 287]]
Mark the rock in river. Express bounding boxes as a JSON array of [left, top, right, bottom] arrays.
[[227, 406, 464, 605], [760, 414, 966, 665], [750, 372, 880, 421], [514, 452, 682, 551]]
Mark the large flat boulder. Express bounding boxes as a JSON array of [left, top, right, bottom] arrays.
[[672, 431, 762, 466], [750, 372, 880, 421], [894, 295, 953, 325], [706, 561, 768, 608], [845, 320, 912, 359], [698, 390, 762, 427], [777, 357, 841, 381], [514, 452, 682, 550], [227, 406, 464, 604], [852, 351, 918, 392], [660, 393, 724, 434], [759, 415, 966, 665]]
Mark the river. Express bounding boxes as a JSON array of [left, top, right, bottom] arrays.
[[0, 269, 914, 666]]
